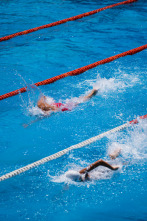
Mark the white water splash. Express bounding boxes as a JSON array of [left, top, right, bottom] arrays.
[[45, 96, 55, 105], [94, 74, 140, 95], [28, 106, 45, 116], [47, 169, 81, 185], [107, 119, 147, 162], [77, 72, 141, 96]]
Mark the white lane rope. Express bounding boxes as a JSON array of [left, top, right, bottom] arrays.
[[0, 122, 130, 182]]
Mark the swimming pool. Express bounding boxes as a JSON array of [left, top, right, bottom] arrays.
[[0, 0, 147, 220]]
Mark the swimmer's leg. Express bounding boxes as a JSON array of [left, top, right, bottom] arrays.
[[79, 159, 119, 174]]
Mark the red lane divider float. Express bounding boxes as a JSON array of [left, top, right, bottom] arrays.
[[129, 114, 147, 124], [0, 44, 147, 101], [0, 0, 137, 42]]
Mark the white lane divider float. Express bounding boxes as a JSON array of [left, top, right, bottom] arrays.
[[0, 114, 146, 182]]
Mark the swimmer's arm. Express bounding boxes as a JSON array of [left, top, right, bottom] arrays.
[[23, 112, 52, 128], [79, 159, 119, 174], [61, 88, 99, 108], [23, 117, 43, 128], [80, 89, 99, 102]]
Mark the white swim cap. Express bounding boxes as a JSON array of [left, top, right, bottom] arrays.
[[66, 170, 83, 182]]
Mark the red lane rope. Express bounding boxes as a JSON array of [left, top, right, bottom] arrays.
[[0, 44, 147, 101], [129, 114, 147, 124], [0, 0, 137, 42]]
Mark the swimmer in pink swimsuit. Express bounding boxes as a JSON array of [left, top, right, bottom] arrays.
[[53, 102, 69, 112], [24, 90, 97, 127], [37, 89, 98, 113]]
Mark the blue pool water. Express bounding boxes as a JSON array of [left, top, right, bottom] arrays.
[[0, 0, 147, 220]]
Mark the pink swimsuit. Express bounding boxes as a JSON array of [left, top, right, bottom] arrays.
[[53, 103, 70, 112]]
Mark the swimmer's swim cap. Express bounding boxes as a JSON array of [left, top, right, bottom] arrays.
[[66, 170, 83, 182]]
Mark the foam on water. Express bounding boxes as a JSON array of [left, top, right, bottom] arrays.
[[45, 96, 55, 105], [19, 81, 44, 116], [77, 71, 141, 97], [28, 106, 45, 116], [107, 119, 147, 162], [93, 74, 140, 95], [47, 169, 81, 185]]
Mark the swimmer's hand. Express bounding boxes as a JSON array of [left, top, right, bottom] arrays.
[[23, 113, 52, 128], [92, 88, 99, 96], [109, 154, 116, 160], [112, 166, 119, 170], [23, 119, 41, 128], [23, 123, 29, 128], [81, 88, 99, 102], [109, 148, 121, 160]]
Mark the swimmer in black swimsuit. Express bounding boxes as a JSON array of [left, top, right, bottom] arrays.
[[79, 159, 119, 181], [66, 147, 121, 182]]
